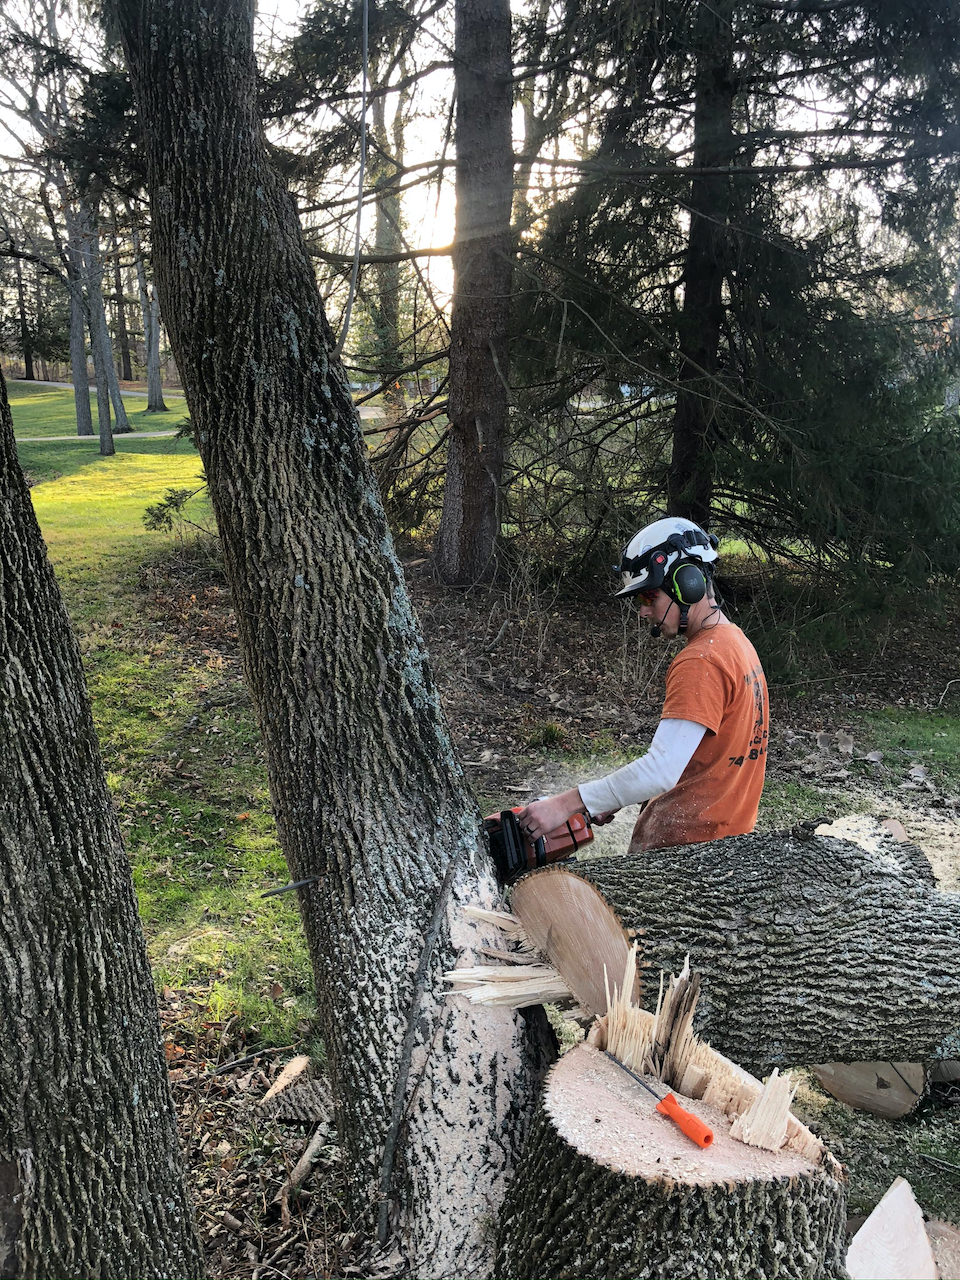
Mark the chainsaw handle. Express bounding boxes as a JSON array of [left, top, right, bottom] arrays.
[[655, 1093, 714, 1148]]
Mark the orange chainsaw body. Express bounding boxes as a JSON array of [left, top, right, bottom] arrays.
[[483, 806, 594, 885]]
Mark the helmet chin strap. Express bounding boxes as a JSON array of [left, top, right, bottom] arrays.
[[651, 600, 691, 639]]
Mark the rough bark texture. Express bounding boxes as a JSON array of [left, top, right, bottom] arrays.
[[667, 0, 735, 526], [0, 370, 203, 1278], [435, 0, 513, 585], [496, 1046, 847, 1280], [114, 3, 541, 1273], [516, 832, 960, 1070]]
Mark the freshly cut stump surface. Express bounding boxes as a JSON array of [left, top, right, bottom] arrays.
[[497, 1044, 846, 1280]]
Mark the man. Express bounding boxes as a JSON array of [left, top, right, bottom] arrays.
[[518, 516, 768, 852]]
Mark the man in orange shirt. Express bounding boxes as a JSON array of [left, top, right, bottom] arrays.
[[518, 517, 768, 853]]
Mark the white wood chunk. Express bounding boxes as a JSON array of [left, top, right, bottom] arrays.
[[847, 1177, 939, 1280]]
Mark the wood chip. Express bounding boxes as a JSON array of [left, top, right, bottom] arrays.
[[847, 1178, 938, 1280], [811, 1061, 924, 1118], [260, 1054, 310, 1105]]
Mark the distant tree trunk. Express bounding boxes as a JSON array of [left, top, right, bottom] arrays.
[[115, 2, 543, 1275], [435, 0, 514, 585], [945, 242, 960, 413], [368, 54, 406, 421], [85, 283, 116, 456], [131, 221, 168, 412], [667, 0, 736, 528], [109, 212, 134, 382], [79, 197, 131, 438], [13, 256, 35, 381], [68, 286, 94, 436], [0, 369, 204, 1280], [42, 187, 94, 435]]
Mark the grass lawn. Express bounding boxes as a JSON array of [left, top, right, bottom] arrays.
[[8, 378, 188, 436], [18, 429, 314, 1047]]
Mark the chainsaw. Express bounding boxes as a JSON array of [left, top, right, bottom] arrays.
[[483, 806, 594, 886]]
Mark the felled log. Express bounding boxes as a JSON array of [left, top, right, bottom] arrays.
[[508, 831, 960, 1071]]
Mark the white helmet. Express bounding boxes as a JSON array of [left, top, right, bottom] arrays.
[[616, 516, 719, 598]]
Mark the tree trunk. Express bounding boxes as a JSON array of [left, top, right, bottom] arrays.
[[80, 198, 131, 437], [435, 0, 513, 585], [667, 0, 736, 527], [369, 56, 406, 422], [0, 370, 203, 1279], [131, 220, 169, 413], [68, 284, 94, 436], [114, 3, 541, 1273], [14, 255, 35, 381], [43, 187, 94, 436], [945, 239, 960, 413], [76, 201, 116, 455], [109, 212, 134, 382], [509, 831, 960, 1071], [496, 1045, 847, 1280]]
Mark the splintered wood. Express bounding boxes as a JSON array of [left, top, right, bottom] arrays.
[[603, 944, 824, 1161], [443, 907, 585, 1012]]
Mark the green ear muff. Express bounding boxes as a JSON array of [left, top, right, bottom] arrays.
[[670, 562, 707, 606]]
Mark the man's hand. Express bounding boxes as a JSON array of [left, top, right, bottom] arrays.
[[591, 810, 619, 826], [516, 787, 585, 842]]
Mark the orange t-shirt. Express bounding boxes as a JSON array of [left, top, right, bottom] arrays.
[[631, 623, 768, 851]]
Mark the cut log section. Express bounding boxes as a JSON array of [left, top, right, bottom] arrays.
[[846, 1177, 938, 1280], [495, 1043, 847, 1280], [811, 1061, 925, 1118], [927, 1219, 960, 1280], [508, 832, 960, 1070]]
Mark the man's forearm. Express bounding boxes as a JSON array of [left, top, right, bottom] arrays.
[[578, 718, 707, 815]]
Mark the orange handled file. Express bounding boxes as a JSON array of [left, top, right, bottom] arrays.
[[655, 1092, 714, 1148], [603, 1050, 714, 1149]]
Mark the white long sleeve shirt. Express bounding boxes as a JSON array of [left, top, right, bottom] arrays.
[[578, 718, 707, 816]]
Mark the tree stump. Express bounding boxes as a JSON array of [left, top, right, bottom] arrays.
[[497, 1044, 847, 1280]]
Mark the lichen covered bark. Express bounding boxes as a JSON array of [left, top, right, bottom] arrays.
[[0, 371, 203, 1277], [496, 1046, 847, 1280], [544, 831, 960, 1069], [113, 3, 538, 1273]]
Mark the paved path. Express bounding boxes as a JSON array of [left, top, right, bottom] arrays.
[[16, 430, 182, 442], [15, 406, 384, 443]]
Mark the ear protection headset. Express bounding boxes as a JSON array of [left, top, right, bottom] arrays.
[[654, 536, 712, 636]]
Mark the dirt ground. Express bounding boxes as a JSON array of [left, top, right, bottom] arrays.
[[150, 552, 960, 1278]]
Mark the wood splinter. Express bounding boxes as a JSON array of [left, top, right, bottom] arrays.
[[496, 946, 844, 1279]]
